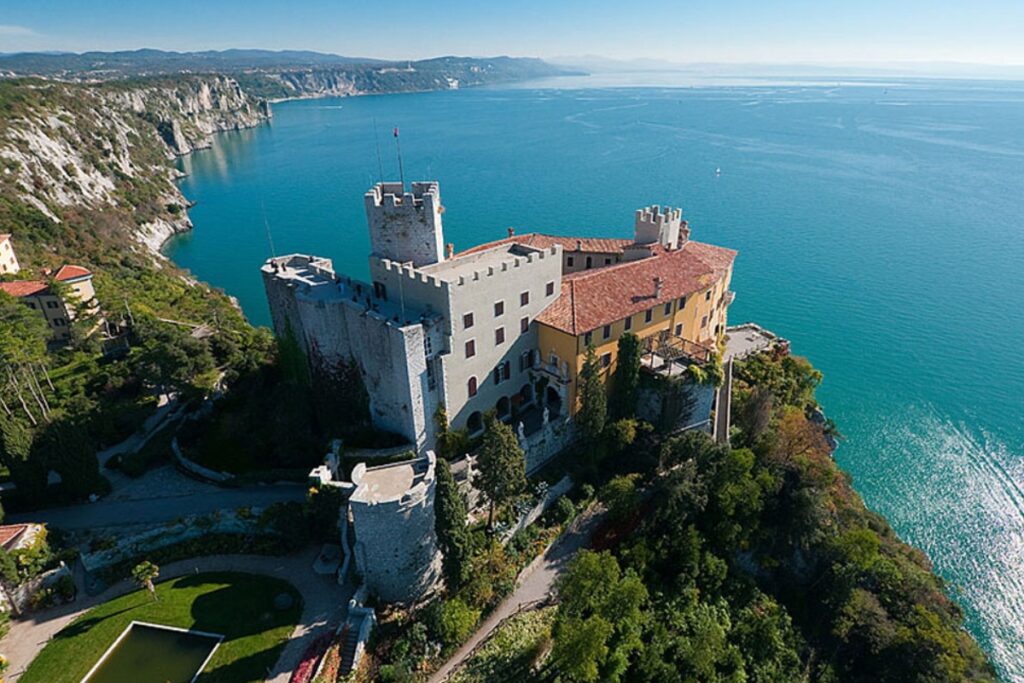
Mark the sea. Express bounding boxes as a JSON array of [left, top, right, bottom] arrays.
[[166, 72, 1024, 680]]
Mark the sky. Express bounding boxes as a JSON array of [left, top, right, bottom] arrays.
[[1, 0, 1023, 66]]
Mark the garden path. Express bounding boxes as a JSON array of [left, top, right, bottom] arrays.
[[428, 504, 607, 683], [0, 546, 351, 683]]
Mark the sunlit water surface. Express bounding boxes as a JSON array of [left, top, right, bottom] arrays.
[[167, 77, 1024, 680]]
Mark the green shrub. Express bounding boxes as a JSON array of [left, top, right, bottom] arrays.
[[432, 598, 480, 648]]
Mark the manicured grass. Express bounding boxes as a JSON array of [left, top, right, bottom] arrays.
[[448, 607, 555, 683], [21, 571, 302, 683]]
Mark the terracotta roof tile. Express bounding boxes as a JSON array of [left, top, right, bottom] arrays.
[[0, 524, 28, 551], [55, 265, 92, 282], [535, 241, 736, 335], [0, 234, 10, 244], [0, 280, 48, 297]]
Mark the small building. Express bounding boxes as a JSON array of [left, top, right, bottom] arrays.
[[0, 234, 20, 275], [0, 265, 100, 342], [0, 523, 43, 552]]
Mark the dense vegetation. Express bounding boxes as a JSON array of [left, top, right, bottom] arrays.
[[540, 350, 994, 683]]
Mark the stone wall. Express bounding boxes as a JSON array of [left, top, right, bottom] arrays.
[[365, 182, 444, 267], [349, 454, 442, 603], [517, 412, 578, 474], [637, 373, 716, 434]]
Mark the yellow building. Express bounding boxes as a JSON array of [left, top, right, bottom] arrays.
[[0, 234, 20, 275], [458, 206, 736, 418], [0, 265, 99, 342]]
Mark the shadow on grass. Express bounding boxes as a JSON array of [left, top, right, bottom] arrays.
[[54, 605, 136, 640]]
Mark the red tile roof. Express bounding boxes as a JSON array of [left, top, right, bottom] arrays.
[[0, 234, 10, 244], [458, 233, 632, 257], [55, 265, 92, 282], [0, 280, 48, 297], [0, 524, 28, 551], [536, 240, 737, 335]]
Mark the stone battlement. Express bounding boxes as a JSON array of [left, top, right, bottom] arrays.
[[634, 205, 686, 248], [417, 244, 560, 288], [365, 181, 445, 267]]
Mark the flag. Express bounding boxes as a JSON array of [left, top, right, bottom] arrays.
[[393, 127, 399, 138]]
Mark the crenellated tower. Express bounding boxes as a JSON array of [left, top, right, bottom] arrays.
[[633, 205, 689, 250], [365, 182, 445, 267]]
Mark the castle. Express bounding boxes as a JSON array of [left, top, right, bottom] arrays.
[[262, 180, 736, 458]]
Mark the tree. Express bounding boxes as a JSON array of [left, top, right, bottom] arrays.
[[131, 560, 159, 600], [130, 318, 215, 395], [599, 474, 641, 523], [475, 413, 526, 530], [576, 345, 607, 443], [610, 333, 641, 419], [552, 550, 648, 682], [34, 414, 101, 499], [433, 457, 472, 588]]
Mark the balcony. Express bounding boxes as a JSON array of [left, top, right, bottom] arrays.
[[640, 331, 714, 379]]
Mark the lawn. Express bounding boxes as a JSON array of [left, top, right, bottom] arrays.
[[448, 607, 556, 683], [21, 571, 303, 683]]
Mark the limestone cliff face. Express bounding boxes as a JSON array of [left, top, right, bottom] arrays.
[[0, 76, 270, 255]]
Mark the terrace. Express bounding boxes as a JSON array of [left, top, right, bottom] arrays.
[[640, 331, 714, 379]]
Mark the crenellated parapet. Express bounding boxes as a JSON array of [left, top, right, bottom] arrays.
[[634, 205, 688, 249], [365, 181, 444, 267]]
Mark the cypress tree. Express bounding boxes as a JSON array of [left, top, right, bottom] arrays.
[[576, 344, 607, 442], [476, 413, 527, 530], [611, 333, 642, 418], [433, 457, 472, 588]]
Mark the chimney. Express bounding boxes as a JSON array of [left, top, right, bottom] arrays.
[[507, 227, 515, 238], [654, 277, 664, 298], [575, 239, 583, 251], [446, 243, 454, 259]]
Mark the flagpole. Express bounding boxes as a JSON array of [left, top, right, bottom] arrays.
[[394, 126, 405, 190], [373, 118, 384, 184]]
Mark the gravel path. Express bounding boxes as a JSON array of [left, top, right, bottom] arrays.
[[428, 505, 606, 683], [0, 547, 351, 683]]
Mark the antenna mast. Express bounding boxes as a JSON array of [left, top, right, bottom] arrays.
[[261, 198, 276, 257]]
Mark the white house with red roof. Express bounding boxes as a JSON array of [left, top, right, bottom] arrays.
[[0, 264, 99, 342]]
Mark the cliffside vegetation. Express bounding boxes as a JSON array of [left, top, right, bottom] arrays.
[[536, 350, 994, 683]]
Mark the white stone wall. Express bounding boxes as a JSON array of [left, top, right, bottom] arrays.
[[365, 181, 444, 267], [442, 246, 563, 432]]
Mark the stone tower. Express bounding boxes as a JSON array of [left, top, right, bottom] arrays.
[[634, 205, 688, 249], [364, 181, 445, 267]]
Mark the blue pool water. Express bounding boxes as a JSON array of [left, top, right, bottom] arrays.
[[167, 77, 1024, 679]]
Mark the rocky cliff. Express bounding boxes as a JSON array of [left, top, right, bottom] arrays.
[[0, 76, 270, 256]]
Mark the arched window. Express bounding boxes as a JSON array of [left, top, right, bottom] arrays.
[[467, 411, 484, 434], [468, 376, 478, 397]]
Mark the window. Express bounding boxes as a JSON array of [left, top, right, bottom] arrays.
[[585, 256, 593, 269], [495, 327, 505, 345], [678, 296, 686, 308], [468, 376, 478, 397], [503, 361, 511, 381], [701, 315, 708, 328], [602, 325, 611, 340], [675, 323, 683, 336], [465, 339, 476, 358], [624, 316, 632, 331], [520, 317, 529, 334], [46, 301, 58, 309], [493, 366, 502, 384], [520, 291, 529, 306], [601, 353, 612, 368], [463, 312, 474, 329], [705, 290, 712, 301], [546, 281, 555, 296], [373, 281, 387, 300], [519, 351, 532, 371], [664, 302, 672, 315], [27, 302, 36, 309], [584, 331, 592, 346], [604, 258, 611, 265], [54, 318, 66, 326], [567, 256, 574, 267], [494, 300, 504, 317], [644, 308, 653, 323]]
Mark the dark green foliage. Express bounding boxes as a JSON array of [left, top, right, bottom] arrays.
[[610, 333, 641, 419], [576, 345, 607, 444], [551, 550, 648, 682], [129, 317, 216, 396], [306, 485, 344, 542], [434, 458, 472, 588], [598, 475, 640, 524], [476, 413, 527, 530], [34, 413, 102, 499]]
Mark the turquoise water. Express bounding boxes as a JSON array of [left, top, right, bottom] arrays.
[[168, 79, 1024, 679]]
